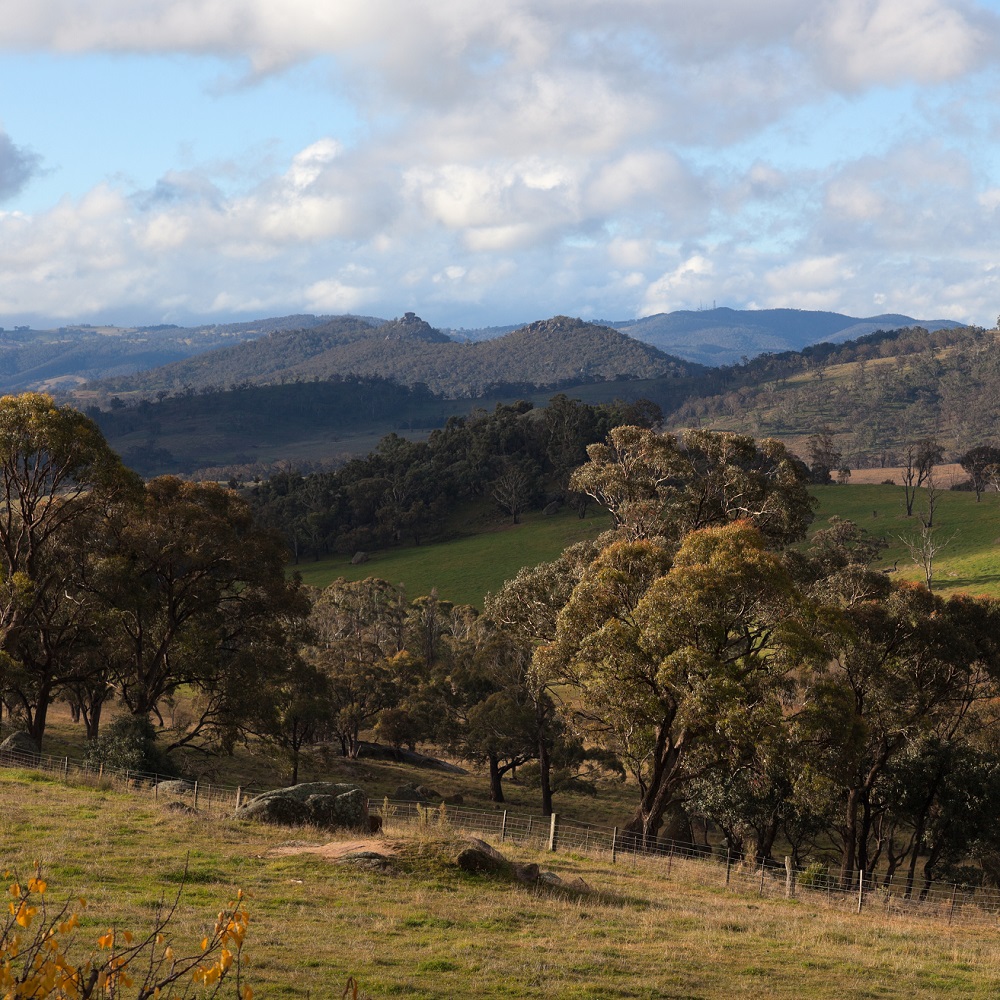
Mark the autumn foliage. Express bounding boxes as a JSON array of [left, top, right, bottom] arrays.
[[0, 867, 251, 999]]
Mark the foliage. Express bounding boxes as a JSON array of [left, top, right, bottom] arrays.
[[247, 395, 660, 562], [83, 715, 178, 778], [570, 425, 814, 546], [0, 867, 250, 999]]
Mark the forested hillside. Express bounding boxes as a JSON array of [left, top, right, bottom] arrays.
[[666, 323, 997, 465], [86, 314, 700, 399], [612, 307, 962, 365]]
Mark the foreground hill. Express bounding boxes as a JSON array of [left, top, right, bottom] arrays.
[[2, 768, 997, 999], [88, 314, 700, 399]]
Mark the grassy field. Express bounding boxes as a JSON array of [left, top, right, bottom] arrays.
[[812, 483, 1000, 599], [293, 506, 613, 606], [292, 484, 1000, 605], [3, 771, 1000, 998]]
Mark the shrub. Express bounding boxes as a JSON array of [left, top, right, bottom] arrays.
[[84, 715, 178, 778], [0, 866, 251, 998]]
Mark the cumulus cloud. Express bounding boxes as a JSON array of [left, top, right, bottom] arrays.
[[1, 1, 1000, 325], [0, 131, 41, 202]]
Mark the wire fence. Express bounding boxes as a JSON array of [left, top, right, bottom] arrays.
[[3, 743, 998, 929], [372, 798, 1000, 928], [0, 745, 266, 819]]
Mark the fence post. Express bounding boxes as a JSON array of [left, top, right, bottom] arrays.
[[63, 756, 68, 781], [193, 781, 199, 810], [526, 816, 533, 842], [948, 883, 958, 925], [725, 849, 732, 887], [857, 869, 865, 914], [547, 813, 559, 852], [611, 827, 618, 864], [98, 763, 103, 782], [236, 786, 243, 810], [785, 856, 795, 899], [206, 784, 212, 814], [759, 863, 766, 896], [667, 844, 674, 878], [500, 810, 508, 843], [154, 777, 158, 802]]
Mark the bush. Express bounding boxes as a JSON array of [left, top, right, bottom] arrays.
[[0, 867, 251, 998], [84, 715, 178, 778], [797, 861, 830, 890]]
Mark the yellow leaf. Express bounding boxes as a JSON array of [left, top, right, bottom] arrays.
[[201, 937, 209, 951]]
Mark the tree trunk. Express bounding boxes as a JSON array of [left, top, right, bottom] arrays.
[[488, 755, 504, 803], [841, 787, 860, 884]]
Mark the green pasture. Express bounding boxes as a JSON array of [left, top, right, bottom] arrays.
[[811, 484, 1000, 599], [291, 484, 1000, 605], [3, 772, 1000, 999], [292, 506, 613, 606]]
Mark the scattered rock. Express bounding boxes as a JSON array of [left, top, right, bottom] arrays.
[[356, 742, 467, 773], [165, 801, 198, 815], [514, 862, 540, 883], [393, 783, 430, 802], [351, 551, 368, 565], [538, 871, 563, 885], [0, 732, 39, 761], [338, 849, 395, 873], [236, 782, 369, 831], [415, 785, 441, 800], [156, 779, 196, 795], [369, 815, 383, 834], [456, 838, 514, 878]]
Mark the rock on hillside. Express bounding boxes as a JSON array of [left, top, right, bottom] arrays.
[[235, 781, 370, 831]]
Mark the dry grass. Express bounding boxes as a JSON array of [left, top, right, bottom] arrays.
[[2, 770, 1000, 998]]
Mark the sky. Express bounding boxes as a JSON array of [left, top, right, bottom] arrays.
[[2, 0, 1000, 329]]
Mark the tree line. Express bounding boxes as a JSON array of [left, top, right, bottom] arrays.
[[245, 394, 663, 561]]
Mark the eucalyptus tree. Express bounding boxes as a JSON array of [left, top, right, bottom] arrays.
[[0, 393, 140, 744], [536, 522, 819, 846]]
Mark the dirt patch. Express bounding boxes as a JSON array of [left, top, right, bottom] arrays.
[[849, 463, 965, 486], [268, 838, 402, 860]]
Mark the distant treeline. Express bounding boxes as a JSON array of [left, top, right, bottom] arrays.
[[245, 394, 662, 562]]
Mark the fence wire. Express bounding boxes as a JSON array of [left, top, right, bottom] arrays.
[[2, 744, 997, 928], [372, 798, 1000, 928]]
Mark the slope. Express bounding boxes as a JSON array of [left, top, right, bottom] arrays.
[[613, 307, 963, 366], [87, 314, 701, 400]]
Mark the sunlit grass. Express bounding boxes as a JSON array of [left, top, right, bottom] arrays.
[[3, 773, 1000, 998]]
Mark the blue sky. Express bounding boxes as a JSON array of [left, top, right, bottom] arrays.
[[2, 0, 1000, 329]]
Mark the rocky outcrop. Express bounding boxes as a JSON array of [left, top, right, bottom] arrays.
[[235, 782, 369, 831]]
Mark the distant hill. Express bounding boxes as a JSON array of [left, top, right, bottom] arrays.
[[609, 308, 965, 366], [0, 314, 344, 394], [87, 314, 701, 399], [450, 308, 965, 366]]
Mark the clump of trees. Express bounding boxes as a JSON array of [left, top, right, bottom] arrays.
[[483, 423, 1000, 893], [0, 394, 309, 754], [246, 395, 663, 561]]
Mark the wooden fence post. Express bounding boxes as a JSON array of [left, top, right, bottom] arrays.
[[236, 786, 243, 810], [857, 869, 865, 914], [547, 813, 559, 852], [193, 781, 199, 810], [759, 863, 766, 896], [725, 849, 732, 887], [785, 856, 795, 899]]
